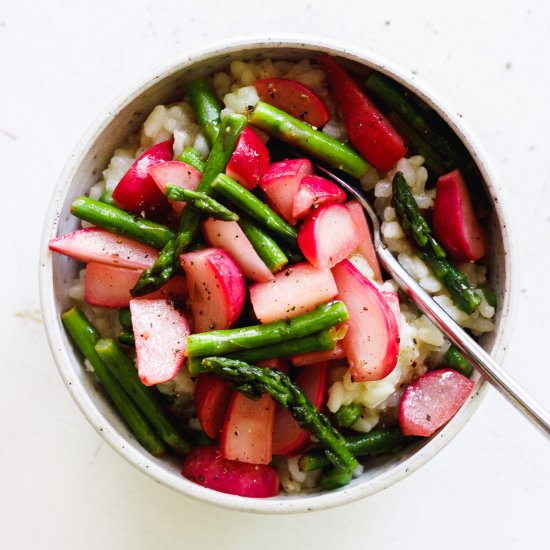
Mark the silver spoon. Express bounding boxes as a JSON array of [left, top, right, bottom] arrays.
[[315, 163, 550, 438]]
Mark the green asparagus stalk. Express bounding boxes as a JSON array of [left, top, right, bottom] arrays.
[[117, 329, 135, 347], [70, 196, 175, 250], [185, 80, 222, 146], [165, 185, 239, 221], [118, 308, 132, 330], [99, 190, 116, 206], [333, 402, 362, 428], [250, 101, 369, 179], [392, 171, 481, 314], [443, 345, 474, 377], [177, 147, 206, 173], [186, 301, 348, 357], [237, 216, 288, 272], [61, 307, 166, 456], [201, 356, 358, 472], [319, 468, 353, 490], [211, 173, 298, 246], [480, 286, 497, 308], [95, 338, 190, 455], [131, 113, 247, 296], [299, 428, 413, 472]]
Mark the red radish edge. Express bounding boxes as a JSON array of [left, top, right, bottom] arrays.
[[226, 127, 270, 190], [194, 374, 234, 439], [292, 175, 347, 220]]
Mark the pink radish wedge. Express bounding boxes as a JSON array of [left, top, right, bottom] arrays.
[[194, 374, 233, 439], [181, 445, 279, 498], [298, 203, 362, 269], [149, 160, 202, 215], [290, 343, 345, 367], [202, 218, 273, 283], [221, 393, 275, 465], [226, 127, 270, 190], [84, 263, 140, 308], [249, 262, 337, 324], [382, 291, 401, 328], [180, 248, 245, 332], [433, 169, 487, 262], [260, 159, 313, 225], [332, 260, 399, 382], [48, 228, 158, 270], [112, 139, 173, 213], [129, 297, 190, 385], [292, 175, 347, 220], [345, 200, 382, 281], [399, 369, 475, 437]]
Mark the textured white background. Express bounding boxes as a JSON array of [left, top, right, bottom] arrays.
[[1, 1, 549, 548]]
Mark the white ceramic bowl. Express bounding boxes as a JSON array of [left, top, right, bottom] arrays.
[[40, 36, 516, 513]]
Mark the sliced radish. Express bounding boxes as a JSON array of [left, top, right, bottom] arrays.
[[254, 78, 330, 127], [260, 159, 313, 225], [290, 343, 345, 367], [221, 393, 275, 465], [399, 368, 475, 437], [381, 291, 401, 328], [84, 263, 140, 308], [249, 262, 337, 324], [129, 298, 190, 386], [345, 200, 382, 281], [225, 127, 270, 190], [112, 139, 173, 213], [194, 374, 233, 439], [145, 275, 188, 303], [292, 175, 347, 220], [433, 169, 487, 262], [332, 260, 399, 382], [48, 228, 158, 269], [149, 160, 202, 215], [181, 445, 279, 498], [298, 203, 362, 269], [272, 362, 328, 456], [202, 218, 274, 283], [180, 248, 245, 332]]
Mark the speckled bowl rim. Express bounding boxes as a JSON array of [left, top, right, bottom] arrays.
[[39, 35, 517, 514]]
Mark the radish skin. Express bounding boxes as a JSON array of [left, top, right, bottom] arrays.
[[226, 127, 270, 190], [194, 374, 233, 439], [292, 175, 347, 220]]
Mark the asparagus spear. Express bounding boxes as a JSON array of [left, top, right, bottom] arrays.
[[95, 338, 190, 455], [333, 402, 362, 428], [165, 185, 239, 221], [61, 307, 166, 456], [131, 113, 247, 296], [177, 147, 206, 173], [298, 428, 413, 472], [443, 345, 474, 377], [118, 307, 132, 330], [392, 171, 481, 314], [71, 196, 175, 250], [211, 173, 298, 246], [250, 101, 369, 179], [117, 329, 135, 347], [185, 80, 222, 146], [319, 468, 353, 490], [99, 190, 116, 206], [186, 301, 348, 357], [237, 216, 288, 272], [201, 356, 358, 472]]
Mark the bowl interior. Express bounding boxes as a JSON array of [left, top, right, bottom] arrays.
[[42, 39, 513, 513]]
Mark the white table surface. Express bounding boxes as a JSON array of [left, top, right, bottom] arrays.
[[1, 0, 549, 548]]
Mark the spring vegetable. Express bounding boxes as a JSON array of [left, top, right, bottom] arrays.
[[272, 362, 328, 455], [249, 262, 338, 323], [181, 445, 279, 497], [332, 260, 399, 382], [249, 101, 369, 179], [226, 126, 270, 190], [292, 175, 347, 220], [254, 78, 330, 127], [221, 393, 275, 464], [290, 343, 345, 366], [180, 248, 246, 332], [118, 307, 132, 330], [298, 428, 412, 472], [237, 217, 288, 273], [392, 171, 481, 314], [48, 228, 158, 270], [433, 169, 486, 262], [166, 185, 239, 221], [481, 287, 496, 308], [129, 298, 190, 385], [317, 56, 407, 171], [194, 374, 233, 439], [333, 402, 362, 428], [382, 291, 401, 326], [84, 263, 140, 308], [112, 139, 173, 213], [185, 79, 222, 146], [187, 300, 348, 357], [99, 190, 116, 205], [260, 159, 314, 224], [177, 147, 206, 172], [131, 114, 247, 297], [211, 173, 298, 245], [117, 329, 135, 347], [443, 346, 474, 377], [399, 368, 475, 437], [319, 468, 353, 490], [61, 307, 166, 456], [95, 338, 190, 454], [298, 203, 363, 269], [201, 357, 358, 472]]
